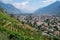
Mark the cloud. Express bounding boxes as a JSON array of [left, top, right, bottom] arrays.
[[12, 1, 29, 9], [42, 0, 57, 3], [0, 0, 12, 3], [21, 1, 29, 6], [41, 0, 56, 7], [42, 0, 56, 3]]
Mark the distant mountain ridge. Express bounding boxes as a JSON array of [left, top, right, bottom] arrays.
[[0, 1, 21, 14], [35, 1, 60, 15]]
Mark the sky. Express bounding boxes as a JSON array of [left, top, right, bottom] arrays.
[[0, 0, 59, 13]]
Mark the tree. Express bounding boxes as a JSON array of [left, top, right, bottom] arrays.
[[0, 8, 4, 13], [37, 25, 41, 30], [10, 14, 14, 17]]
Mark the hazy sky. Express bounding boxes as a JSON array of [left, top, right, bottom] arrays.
[[0, 0, 59, 13]]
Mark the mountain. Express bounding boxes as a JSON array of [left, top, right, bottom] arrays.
[[35, 1, 60, 15], [0, 1, 21, 14]]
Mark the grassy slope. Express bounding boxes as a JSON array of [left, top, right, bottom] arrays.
[[0, 9, 49, 40]]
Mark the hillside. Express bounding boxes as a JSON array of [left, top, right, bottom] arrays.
[[35, 1, 60, 15], [0, 8, 49, 40]]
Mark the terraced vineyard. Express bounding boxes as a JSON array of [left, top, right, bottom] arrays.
[[0, 8, 49, 40]]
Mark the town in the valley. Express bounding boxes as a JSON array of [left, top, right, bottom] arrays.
[[12, 14, 60, 38]]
